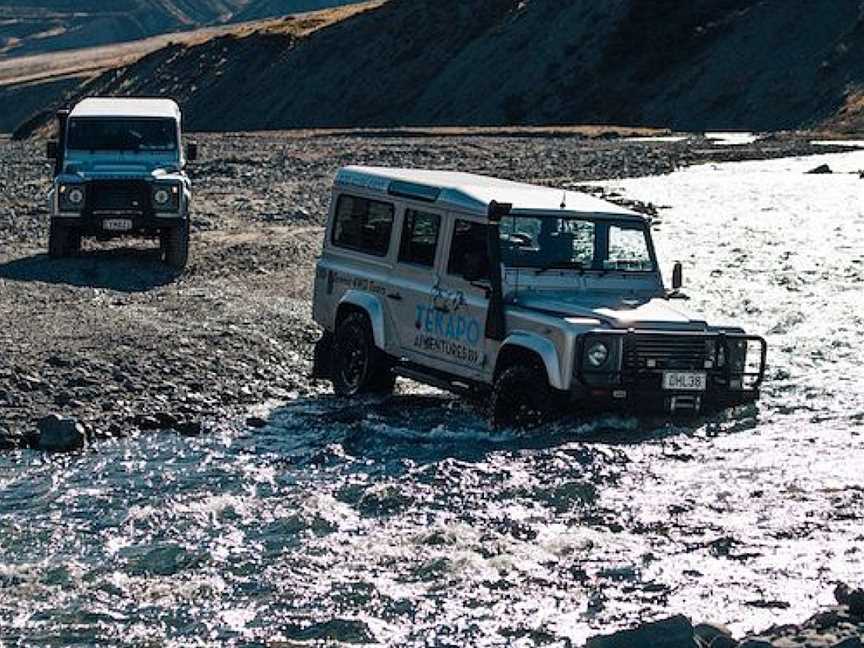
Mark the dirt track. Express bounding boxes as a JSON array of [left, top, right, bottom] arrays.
[[0, 130, 847, 447]]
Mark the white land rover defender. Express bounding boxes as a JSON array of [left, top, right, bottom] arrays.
[[45, 97, 197, 270], [312, 167, 767, 426]]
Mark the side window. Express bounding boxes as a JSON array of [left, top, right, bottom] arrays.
[[331, 194, 395, 257], [447, 219, 490, 278], [398, 209, 441, 267]]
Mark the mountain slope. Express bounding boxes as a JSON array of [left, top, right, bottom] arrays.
[[15, 0, 864, 133], [0, 0, 359, 58]]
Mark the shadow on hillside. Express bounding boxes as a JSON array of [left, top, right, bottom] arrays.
[[0, 248, 179, 292]]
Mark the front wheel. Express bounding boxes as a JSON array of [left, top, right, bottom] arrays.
[[332, 313, 395, 397], [48, 222, 79, 258], [163, 221, 190, 271], [489, 363, 552, 429]]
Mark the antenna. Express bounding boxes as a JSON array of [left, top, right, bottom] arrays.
[[560, 191, 567, 209]]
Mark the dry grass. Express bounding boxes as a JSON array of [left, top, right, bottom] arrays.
[[0, 1, 388, 89]]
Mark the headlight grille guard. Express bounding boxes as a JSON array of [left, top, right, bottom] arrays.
[[576, 329, 768, 390]]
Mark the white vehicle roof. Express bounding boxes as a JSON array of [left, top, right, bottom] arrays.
[[69, 97, 181, 121], [336, 166, 642, 219]]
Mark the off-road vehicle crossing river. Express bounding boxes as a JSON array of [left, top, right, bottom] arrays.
[[313, 166, 766, 425]]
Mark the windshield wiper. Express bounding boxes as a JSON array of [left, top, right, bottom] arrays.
[[535, 260, 585, 275]]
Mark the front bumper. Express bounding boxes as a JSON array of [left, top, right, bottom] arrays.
[[53, 179, 186, 235], [574, 330, 767, 414]]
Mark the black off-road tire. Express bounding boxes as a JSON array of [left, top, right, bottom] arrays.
[[48, 221, 78, 259], [332, 312, 395, 397], [163, 221, 190, 271], [489, 362, 552, 429]]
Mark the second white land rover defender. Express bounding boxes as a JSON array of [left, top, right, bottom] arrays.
[[45, 97, 197, 270], [312, 167, 767, 426]]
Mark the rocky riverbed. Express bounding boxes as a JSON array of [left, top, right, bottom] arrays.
[[1, 130, 862, 646], [0, 130, 844, 449]]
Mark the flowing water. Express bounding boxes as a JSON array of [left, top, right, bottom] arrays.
[[2, 151, 864, 646]]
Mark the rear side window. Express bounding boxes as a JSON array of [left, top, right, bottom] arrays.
[[448, 219, 490, 277], [332, 195, 395, 257], [398, 209, 441, 267]]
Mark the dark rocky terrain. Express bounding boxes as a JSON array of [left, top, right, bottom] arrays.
[[16, 0, 864, 135]]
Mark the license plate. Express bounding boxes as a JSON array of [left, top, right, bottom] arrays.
[[662, 371, 707, 391], [103, 219, 133, 232]]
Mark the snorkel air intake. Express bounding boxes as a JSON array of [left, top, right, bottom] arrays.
[[485, 200, 511, 341]]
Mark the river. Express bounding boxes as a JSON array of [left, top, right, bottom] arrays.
[[1, 149, 863, 646]]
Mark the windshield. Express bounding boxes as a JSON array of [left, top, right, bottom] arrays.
[[499, 215, 656, 272], [66, 118, 178, 152]]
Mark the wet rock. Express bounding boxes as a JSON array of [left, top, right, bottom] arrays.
[[586, 615, 694, 648], [695, 623, 735, 648], [285, 618, 375, 644], [834, 584, 864, 617], [175, 420, 203, 437], [831, 638, 863, 648], [807, 163, 833, 174], [245, 415, 268, 428], [709, 636, 739, 648], [34, 414, 85, 452], [0, 428, 23, 450]]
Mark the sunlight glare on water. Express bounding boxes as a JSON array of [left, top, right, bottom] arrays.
[[1, 151, 863, 646]]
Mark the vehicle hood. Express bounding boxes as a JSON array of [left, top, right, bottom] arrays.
[[62, 152, 184, 180], [514, 291, 709, 331]]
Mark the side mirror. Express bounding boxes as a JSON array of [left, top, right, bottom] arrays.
[[185, 142, 198, 162], [672, 261, 683, 291], [46, 141, 58, 159]]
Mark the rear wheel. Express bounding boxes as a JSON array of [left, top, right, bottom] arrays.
[[163, 221, 190, 270], [332, 312, 394, 397], [490, 362, 551, 429]]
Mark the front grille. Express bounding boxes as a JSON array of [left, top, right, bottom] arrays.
[[90, 182, 148, 213], [625, 334, 708, 371]]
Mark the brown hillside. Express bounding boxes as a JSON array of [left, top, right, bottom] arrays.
[[14, 0, 864, 134]]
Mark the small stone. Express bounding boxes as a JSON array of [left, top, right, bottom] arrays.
[[831, 638, 863, 648], [847, 589, 864, 617], [134, 414, 162, 430], [0, 429, 23, 451], [245, 416, 268, 429], [807, 163, 833, 174], [709, 636, 738, 648], [587, 615, 694, 648], [175, 420, 203, 437], [35, 415, 85, 453], [695, 622, 734, 648]]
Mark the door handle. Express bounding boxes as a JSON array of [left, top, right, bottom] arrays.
[[387, 292, 403, 301]]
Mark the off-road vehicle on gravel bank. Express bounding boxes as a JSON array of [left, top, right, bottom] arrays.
[[46, 97, 197, 270], [312, 167, 767, 426]]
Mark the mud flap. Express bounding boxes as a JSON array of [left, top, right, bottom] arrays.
[[312, 332, 334, 380]]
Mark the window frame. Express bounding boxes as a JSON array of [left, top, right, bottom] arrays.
[[397, 207, 443, 269], [446, 217, 491, 279], [330, 193, 396, 258]]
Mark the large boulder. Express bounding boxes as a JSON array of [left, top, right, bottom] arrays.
[[587, 615, 695, 648], [35, 415, 86, 452]]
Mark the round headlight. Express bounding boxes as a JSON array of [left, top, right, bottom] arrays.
[[67, 187, 84, 205], [154, 188, 170, 205], [587, 341, 609, 367]]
